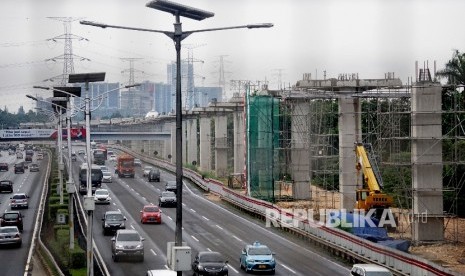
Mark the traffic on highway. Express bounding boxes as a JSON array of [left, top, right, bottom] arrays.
[[0, 141, 354, 276]]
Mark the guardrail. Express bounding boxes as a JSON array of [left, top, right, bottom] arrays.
[[116, 144, 461, 276], [24, 149, 65, 276]]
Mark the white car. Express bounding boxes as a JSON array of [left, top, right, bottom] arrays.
[[142, 166, 153, 177], [94, 188, 111, 204], [109, 155, 117, 162], [102, 171, 112, 183]]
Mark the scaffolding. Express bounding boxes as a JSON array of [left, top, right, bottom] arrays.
[[243, 72, 462, 243]]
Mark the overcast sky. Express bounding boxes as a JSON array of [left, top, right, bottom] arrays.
[[1, 0, 465, 112]]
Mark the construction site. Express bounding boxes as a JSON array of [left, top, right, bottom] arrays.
[[229, 66, 465, 274]]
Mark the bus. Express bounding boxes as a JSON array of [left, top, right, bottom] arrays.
[[79, 163, 103, 194]]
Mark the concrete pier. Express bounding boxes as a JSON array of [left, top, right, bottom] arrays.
[[411, 81, 444, 242]]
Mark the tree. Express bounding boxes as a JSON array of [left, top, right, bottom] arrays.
[[436, 49, 465, 85]]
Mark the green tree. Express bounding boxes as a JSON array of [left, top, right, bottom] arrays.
[[436, 49, 465, 85]]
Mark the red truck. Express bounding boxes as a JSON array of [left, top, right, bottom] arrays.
[[115, 154, 135, 178]]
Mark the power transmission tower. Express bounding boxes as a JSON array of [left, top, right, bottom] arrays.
[[183, 44, 205, 110], [121, 58, 144, 116], [218, 55, 229, 101], [45, 17, 89, 85]]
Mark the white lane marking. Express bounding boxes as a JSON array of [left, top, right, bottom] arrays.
[[150, 249, 157, 256], [190, 208, 196, 213], [227, 264, 239, 274], [112, 203, 116, 206], [130, 224, 135, 230], [202, 216, 209, 221], [207, 248, 212, 251], [280, 263, 297, 274], [191, 235, 199, 242], [182, 203, 186, 206], [232, 235, 242, 242], [167, 216, 173, 220], [142, 197, 146, 201], [117, 208, 121, 212], [215, 225, 223, 230]]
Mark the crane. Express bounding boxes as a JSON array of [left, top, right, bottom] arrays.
[[354, 142, 393, 217]]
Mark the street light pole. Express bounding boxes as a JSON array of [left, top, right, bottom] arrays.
[[173, 14, 183, 247], [66, 99, 75, 250], [68, 72, 105, 276], [80, 2, 272, 273], [57, 106, 64, 205]]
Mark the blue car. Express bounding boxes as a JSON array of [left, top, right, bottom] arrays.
[[239, 241, 276, 274]]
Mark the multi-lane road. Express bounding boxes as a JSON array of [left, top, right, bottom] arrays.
[[0, 148, 48, 275], [71, 147, 351, 276], [0, 144, 352, 275]]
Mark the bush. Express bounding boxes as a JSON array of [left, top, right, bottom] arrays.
[[69, 246, 86, 269], [49, 204, 68, 221], [49, 196, 69, 205]]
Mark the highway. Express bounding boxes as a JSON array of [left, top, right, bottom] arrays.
[[71, 147, 351, 276], [0, 148, 48, 275]]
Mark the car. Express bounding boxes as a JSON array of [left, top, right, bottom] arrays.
[[29, 163, 39, 172], [158, 191, 176, 207], [8, 150, 15, 156], [94, 188, 111, 205], [10, 193, 29, 209], [146, 270, 176, 276], [0, 180, 13, 193], [0, 162, 8, 171], [102, 171, 112, 183], [142, 166, 153, 177], [239, 241, 276, 274], [148, 168, 160, 182], [37, 153, 44, 160], [16, 152, 23, 159], [134, 158, 142, 167], [140, 204, 162, 224], [100, 166, 109, 173], [0, 211, 24, 231], [14, 163, 25, 174], [165, 181, 177, 193], [0, 226, 22, 247], [350, 264, 393, 276], [71, 152, 77, 161], [192, 251, 228, 276], [109, 154, 117, 162], [111, 229, 145, 262], [78, 149, 85, 155], [102, 211, 126, 235]]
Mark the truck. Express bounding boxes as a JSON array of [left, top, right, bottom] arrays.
[[79, 163, 103, 194], [354, 142, 393, 218], [25, 149, 34, 162], [115, 154, 135, 178], [92, 149, 106, 165]]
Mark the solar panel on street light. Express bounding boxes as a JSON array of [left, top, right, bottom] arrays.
[[146, 0, 214, 21]]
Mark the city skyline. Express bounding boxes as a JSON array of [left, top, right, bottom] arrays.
[[2, 0, 465, 112]]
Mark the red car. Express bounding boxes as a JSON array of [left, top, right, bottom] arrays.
[[140, 204, 162, 224]]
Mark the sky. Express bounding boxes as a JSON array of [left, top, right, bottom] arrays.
[[1, 0, 465, 112]]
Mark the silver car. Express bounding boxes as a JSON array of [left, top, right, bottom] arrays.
[[102, 171, 112, 183], [10, 193, 29, 209], [0, 226, 22, 247], [94, 188, 111, 205], [159, 191, 177, 207], [111, 229, 144, 262]]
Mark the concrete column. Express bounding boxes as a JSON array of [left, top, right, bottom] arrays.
[[233, 111, 245, 174], [215, 115, 228, 178], [291, 102, 311, 200], [338, 96, 362, 210], [412, 82, 443, 242], [187, 118, 198, 166], [169, 121, 176, 164], [199, 117, 211, 172]]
